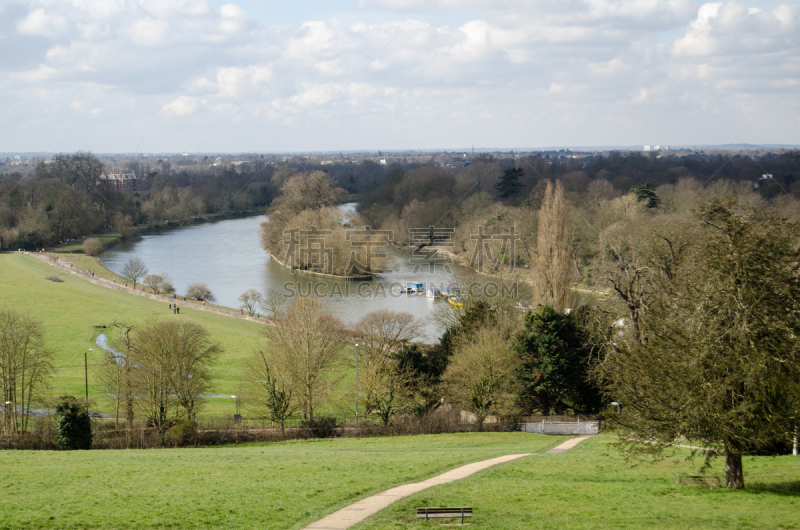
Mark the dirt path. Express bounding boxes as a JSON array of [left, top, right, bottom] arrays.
[[304, 436, 593, 530]]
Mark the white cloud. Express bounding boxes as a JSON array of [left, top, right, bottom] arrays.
[[0, 0, 798, 151], [17, 8, 68, 36], [159, 95, 199, 117]]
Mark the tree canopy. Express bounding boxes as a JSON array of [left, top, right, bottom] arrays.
[[596, 199, 800, 489]]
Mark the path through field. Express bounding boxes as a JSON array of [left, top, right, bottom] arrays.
[[304, 436, 592, 530]]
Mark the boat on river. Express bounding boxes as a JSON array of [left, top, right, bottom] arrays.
[[427, 286, 442, 299], [394, 282, 425, 293]]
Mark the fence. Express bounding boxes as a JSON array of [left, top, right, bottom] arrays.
[[522, 420, 600, 435]]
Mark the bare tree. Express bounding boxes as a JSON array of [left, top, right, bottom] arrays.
[[0, 310, 53, 434], [238, 289, 263, 315], [186, 283, 215, 302], [243, 351, 295, 436], [531, 180, 572, 312], [96, 348, 125, 430], [441, 328, 518, 430], [107, 321, 137, 431], [127, 320, 220, 441], [122, 257, 148, 289], [354, 310, 421, 424], [260, 286, 286, 319], [262, 297, 345, 421], [166, 322, 222, 421], [144, 274, 164, 293]]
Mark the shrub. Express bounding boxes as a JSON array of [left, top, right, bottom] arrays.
[[161, 280, 176, 294], [300, 416, 339, 439], [186, 283, 216, 302], [82, 238, 104, 256], [54, 396, 92, 450], [164, 420, 198, 447]]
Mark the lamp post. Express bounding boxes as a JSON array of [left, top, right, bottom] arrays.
[[84, 349, 93, 402], [355, 343, 359, 429], [232, 395, 241, 423]]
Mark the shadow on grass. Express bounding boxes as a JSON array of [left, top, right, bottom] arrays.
[[746, 481, 800, 497]]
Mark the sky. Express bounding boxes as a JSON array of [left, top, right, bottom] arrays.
[[0, 0, 798, 154]]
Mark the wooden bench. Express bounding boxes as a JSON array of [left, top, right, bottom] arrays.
[[677, 475, 721, 489], [416, 507, 473, 524]]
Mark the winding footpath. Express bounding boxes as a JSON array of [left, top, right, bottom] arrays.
[[304, 436, 593, 530]]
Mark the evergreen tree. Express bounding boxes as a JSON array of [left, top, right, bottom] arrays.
[[495, 167, 523, 199], [629, 182, 659, 208], [55, 396, 92, 450], [597, 199, 800, 489]]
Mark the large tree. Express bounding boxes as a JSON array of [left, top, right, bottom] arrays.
[[261, 297, 345, 421], [354, 310, 420, 425], [127, 320, 221, 441], [441, 328, 518, 429], [515, 305, 607, 416], [0, 310, 53, 434], [596, 199, 800, 489], [122, 257, 148, 289]]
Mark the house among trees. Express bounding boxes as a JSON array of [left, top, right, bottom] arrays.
[[97, 172, 139, 191]]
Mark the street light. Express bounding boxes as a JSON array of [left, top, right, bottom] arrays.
[[355, 343, 359, 429], [84, 349, 93, 402], [231, 395, 241, 423]]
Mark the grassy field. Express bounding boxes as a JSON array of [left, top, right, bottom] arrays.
[[1, 434, 797, 529], [0, 432, 567, 529], [55, 231, 126, 253], [0, 253, 268, 416], [356, 436, 800, 529]]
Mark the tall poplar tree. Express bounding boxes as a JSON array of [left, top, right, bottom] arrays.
[[531, 180, 572, 312]]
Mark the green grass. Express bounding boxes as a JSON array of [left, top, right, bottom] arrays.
[[0, 432, 566, 529], [355, 436, 800, 529], [0, 253, 265, 416], [55, 231, 126, 253]]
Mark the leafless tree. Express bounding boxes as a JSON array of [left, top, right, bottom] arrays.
[[0, 310, 53, 434], [243, 350, 295, 436], [354, 310, 422, 424], [96, 348, 125, 430], [122, 257, 148, 289], [127, 320, 221, 441], [144, 274, 164, 293], [262, 297, 345, 421], [260, 286, 285, 319], [238, 289, 263, 315], [186, 283, 215, 302]]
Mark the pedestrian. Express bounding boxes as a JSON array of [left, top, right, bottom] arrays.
[[113, 278, 116, 283], [173, 306, 177, 314], [169, 303, 172, 310], [176, 306, 180, 314], [203, 300, 206, 306]]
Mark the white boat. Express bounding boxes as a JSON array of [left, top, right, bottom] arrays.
[[427, 286, 441, 299]]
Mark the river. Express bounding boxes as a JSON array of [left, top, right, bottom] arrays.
[[99, 206, 485, 342]]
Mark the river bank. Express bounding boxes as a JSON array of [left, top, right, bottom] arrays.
[[50, 209, 267, 254]]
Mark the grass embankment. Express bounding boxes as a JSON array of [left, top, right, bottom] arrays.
[[0, 433, 565, 529], [0, 253, 264, 416], [357, 436, 800, 529]]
